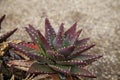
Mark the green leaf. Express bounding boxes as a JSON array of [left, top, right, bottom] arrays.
[[28, 62, 55, 74], [49, 64, 71, 75]]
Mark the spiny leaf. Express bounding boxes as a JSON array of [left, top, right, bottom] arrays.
[[64, 22, 77, 38], [49, 64, 71, 75], [56, 59, 86, 66], [37, 30, 51, 50], [53, 23, 64, 49], [25, 26, 47, 55], [71, 29, 82, 45], [47, 50, 65, 60], [0, 15, 5, 29], [78, 54, 102, 63], [45, 18, 56, 44], [0, 28, 17, 43], [75, 38, 90, 46], [68, 44, 95, 59], [26, 25, 43, 48], [71, 66, 96, 78], [64, 23, 77, 46], [28, 62, 55, 74], [25, 25, 39, 45], [58, 45, 75, 57]]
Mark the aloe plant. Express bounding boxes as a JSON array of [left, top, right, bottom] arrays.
[[8, 18, 102, 80]]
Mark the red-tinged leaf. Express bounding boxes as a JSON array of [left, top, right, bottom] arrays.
[[19, 42, 38, 50], [47, 50, 65, 60], [25, 26, 48, 53], [71, 29, 82, 45], [71, 66, 96, 78], [45, 18, 56, 44], [0, 15, 5, 29], [68, 44, 95, 59], [75, 38, 90, 46], [28, 62, 55, 74], [53, 23, 64, 49], [48, 64, 71, 75], [56, 59, 86, 66], [25, 26, 52, 57], [58, 45, 75, 57], [9, 43, 48, 62], [0, 28, 17, 43], [64, 23, 77, 38]]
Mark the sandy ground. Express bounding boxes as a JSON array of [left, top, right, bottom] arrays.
[[0, 0, 120, 80]]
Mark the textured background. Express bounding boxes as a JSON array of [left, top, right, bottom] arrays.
[[0, 0, 120, 80]]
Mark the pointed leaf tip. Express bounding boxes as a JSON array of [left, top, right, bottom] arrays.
[[0, 28, 17, 43], [64, 22, 77, 37], [83, 54, 102, 64], [71, 66, 96, 78], [0, 15, 6, 29], [75, 37, 90, 46], [71, 29, 82, 44], [53, 23, 64, 48], [58, 45, 75, 57], [68, 44, 95, 59], [45, 18, 56, 44]]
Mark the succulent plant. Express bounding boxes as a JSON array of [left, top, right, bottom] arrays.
[[8, 18, 102, 80]]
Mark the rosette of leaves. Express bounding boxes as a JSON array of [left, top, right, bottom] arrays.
[[8, 18, 102, 80]]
